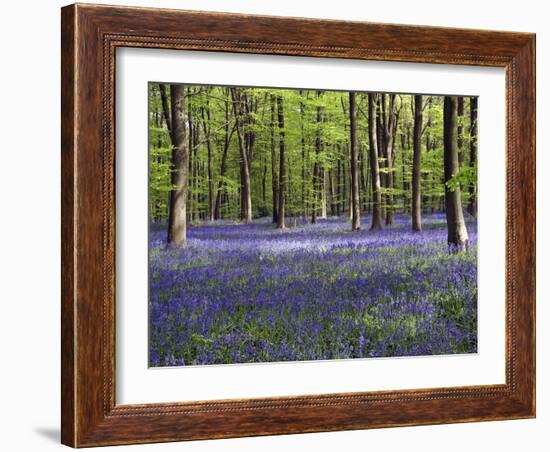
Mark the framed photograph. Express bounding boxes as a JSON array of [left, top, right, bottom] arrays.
[[61, 3, 535, 447]]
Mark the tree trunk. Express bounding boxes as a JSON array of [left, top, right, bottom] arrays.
[[412, 95, 423, 232], [348, 159, 353, 220], [457, 97, 465, 166], [240, 161, 246, 220], [349, 92, 361, 230], [444, 96, 469, 251], [159, 84, 173, 140], [311, 92, 323, 223], [359, 147, 367, 212], [384, 94, 398, 225], [231, 88, 253, 223], [368, 94, 383, 229], [329, 168, 337, 216], [213, 140, 228, 220], [424, 97, 435, 213], [364, 147, 371, 214], [320, 168, 327, 219], [192, 117, 200, 223], [166, 85, 189, 247], [300, 92, 307, 222], [342, 154, 347, 214], [214, 93, 234, 220], [270, 95, 279, 224], [187, 88, 196, 224], [262, 155, 267, 212], [336, 157, 342, 216], [200, 100, 214, 222], [244, 93, 257, 216], [376, 95, 387, 220], [468, 96, 478, 218], [276, 95, 286, 229], [400, 128, 408, 213]]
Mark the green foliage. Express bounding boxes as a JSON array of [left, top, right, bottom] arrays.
[[148, 83, 477, 222], [445, 165, 478, 193]]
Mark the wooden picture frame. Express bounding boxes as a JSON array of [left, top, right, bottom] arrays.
[[61, 3, 535, 447]]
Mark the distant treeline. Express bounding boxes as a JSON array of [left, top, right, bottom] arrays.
[[149, 84, 476, 249]]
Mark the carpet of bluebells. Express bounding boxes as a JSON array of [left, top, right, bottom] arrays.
[[149, 213, 477, 367]]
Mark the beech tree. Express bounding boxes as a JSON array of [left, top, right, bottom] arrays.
[[166, 84, 189, 247], [299, 91, 308, 222], [230, 88, 253, 223], [349, 92, 360, 230], [380, 94, 399, 225], [213, 89, 234, 220], [200, 94, 214, 222], [270, 95, 279, 224], [412, 95, 423, 231], [368, 93, 383, 229], [311, 91, 323, 224], [443, 96, 469, 251], [276, 95, 286, 229]]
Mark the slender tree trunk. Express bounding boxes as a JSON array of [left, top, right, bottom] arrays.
[[159, 84, 173, 140], [214, 94, 234, 220], [262, 156, 267, 213], [385, 94, 398, 225], [468, 97, 478, 218], [199, 165, 204, 221], [311, 92, 323, 223], [186, 91, 194, 224], [401, 129, 414, 212], [200, 101, 214, 222], [329, 168, 337, 216], [166, 85, 189, 247], [424, 97, 435, 212], [270, 95, 279, 223], [244, 94, 257, 217], [444, 96, 469, 251], [276, 95, 286, 229], [364, 147, 371, 214], [153, 89, 160, 128], [320, 168, 327, 219], [192, 124, 200, 223], [342, 154, 347, 214], [376, 95, 387, 220], [368, 94, 383, 229], [412, 95, 423, 232], [349, 92, 361, 230], [213, 140, 228, 220], [231, 88, 252, 223], [337, 157, 342, 216], [207, 137, 214, 222], [348, 159, 353, 220], [360, 145, 368, 212], [158, 84, 172, 223], [239, 162, 246, 220], [457, 97, 465, 166], [300, 92, 307, 222]]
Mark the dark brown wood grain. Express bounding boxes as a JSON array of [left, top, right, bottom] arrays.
[[61, 5, 76, 446], [61, 3, 536, 447]]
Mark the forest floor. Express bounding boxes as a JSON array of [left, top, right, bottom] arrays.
[[149, 213, 478, 367]]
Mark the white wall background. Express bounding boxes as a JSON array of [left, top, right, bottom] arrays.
[[0, 1, 545, 451]]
